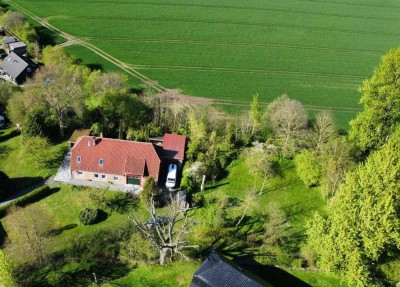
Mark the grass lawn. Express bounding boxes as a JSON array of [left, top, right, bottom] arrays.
[[12, 0, 400, 125], [287, 269, 349, 287], [204, 156, 326, 232], [0, 128, 67, 192], [1, 184, 148, 262], [106, 262, 200, 287]]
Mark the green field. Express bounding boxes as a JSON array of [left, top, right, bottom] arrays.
[[10, 0, 400, 121]]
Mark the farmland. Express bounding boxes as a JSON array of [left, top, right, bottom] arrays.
[[7, 0, 400, 125]]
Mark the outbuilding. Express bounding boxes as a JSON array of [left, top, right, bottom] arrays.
[[0, 52, 32, 84], [8, 41, 27, 55]]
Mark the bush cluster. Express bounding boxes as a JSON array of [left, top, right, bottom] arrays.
[[79, 208, 99, 225]]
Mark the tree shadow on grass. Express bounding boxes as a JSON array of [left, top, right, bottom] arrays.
[[47, 224, 78, 237], [204, 182, 230, 191], [16, 228, 132, 286], [35, 26, 64, 46], [107, 193, 139, 214], [239, 259, 312, 287], [17, 259, 130, 287], [0, 129, 19, 143]]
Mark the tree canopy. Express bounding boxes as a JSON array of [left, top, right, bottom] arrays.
[[349, 48, 400, 153], [306, 128, 400, 286]]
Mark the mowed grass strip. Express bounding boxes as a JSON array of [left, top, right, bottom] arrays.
[[12, 0, 400, 124]]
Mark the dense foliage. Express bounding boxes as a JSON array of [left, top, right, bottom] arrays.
[[79, 208, 99, 225], [349, 47, 400, 153], [306, 129, 400, 286]]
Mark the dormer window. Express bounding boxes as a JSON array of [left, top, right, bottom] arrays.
[[99, 158, 104, 165], [77, 156, 81, 163]]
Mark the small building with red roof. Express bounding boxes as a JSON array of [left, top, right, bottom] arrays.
[[70, 134, 186, 187]]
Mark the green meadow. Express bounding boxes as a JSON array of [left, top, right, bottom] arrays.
[[11, 0, 400, 124]]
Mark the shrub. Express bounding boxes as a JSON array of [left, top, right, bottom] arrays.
[[294, 150, 321, 187], [79, 208, 99, 225]]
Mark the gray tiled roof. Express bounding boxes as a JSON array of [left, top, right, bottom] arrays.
[[9, 41, 27, 49], [2, 36, 18, 45], [190, 252, 273, 287], [0, 52, 28, 79]]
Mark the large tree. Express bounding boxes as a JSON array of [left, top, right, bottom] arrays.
[[27, 63, 84, 137], [267, 95, 308, 157], [130, 193, 197, 265], [5, 206, 53, 264], [349, 48, 400, 153], [306, 128, 400, 286]]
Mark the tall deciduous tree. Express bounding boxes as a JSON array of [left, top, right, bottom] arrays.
[[0, 81, 17, 107], [349, 48, 400, 153], [313, 110, 336, 153], [319, 137, 354, 198], [306, 128, 400, 286], [130, 193, 197, 265], [27, 63, 84, 137], [250, 93, 263, 135], [267, 95, 308, 157], [6, 206, 53, 264]]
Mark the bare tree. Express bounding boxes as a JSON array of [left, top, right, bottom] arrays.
[[319, 137, 354, 198], [91, 72, 128, 96], [129, 193, 197, 265], [313, 110, 336, 153], [236, 189, 259, 227], [27, 63, 84, 137], [5, 206, 53, 264], [2, 11, 25, 31], [247, 149, 275, 194], [267, 95, 308, 157]]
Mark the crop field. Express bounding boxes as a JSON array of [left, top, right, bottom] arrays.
[[8, 0, 400, 125]]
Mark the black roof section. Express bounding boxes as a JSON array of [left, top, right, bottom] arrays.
[[0, 52, 28, 79], [190, 251, 273, 287]]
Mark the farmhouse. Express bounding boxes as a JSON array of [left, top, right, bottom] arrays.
[[0, 52, 33, 84], [70, 134, 186, 187]]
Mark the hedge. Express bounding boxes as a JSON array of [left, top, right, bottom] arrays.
[[0, 185, 55, 218]]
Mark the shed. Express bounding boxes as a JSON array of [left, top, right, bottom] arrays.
[[190, 251, 272, 287], [0, 52, 31, 84], [2, 36, 18, 45], [69, 129, 91, 147], [8, 41, 27, 55]]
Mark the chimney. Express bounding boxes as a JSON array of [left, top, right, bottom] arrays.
[[92, 136, 97, 146], [100, 132, 103, 138]]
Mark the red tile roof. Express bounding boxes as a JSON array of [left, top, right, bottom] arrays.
[[162, 134, 186, 161], [71, 137, 160, 179]]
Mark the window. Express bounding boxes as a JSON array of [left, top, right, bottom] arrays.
[[93, 174, 99, 178], [113, 176, 119, 182], [101, 174, 106, 179], [77, 156, 81, 163], [99, 158, 104, 165], [77, 171, 83, 176]]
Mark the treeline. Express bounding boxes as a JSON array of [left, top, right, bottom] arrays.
[[304, 48, 400, 286]]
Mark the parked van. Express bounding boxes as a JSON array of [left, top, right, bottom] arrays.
[[165, 164, 177, 189]]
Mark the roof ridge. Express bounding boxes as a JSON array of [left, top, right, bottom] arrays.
[[81, 136, 154, 146]]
